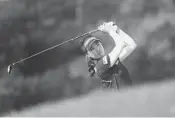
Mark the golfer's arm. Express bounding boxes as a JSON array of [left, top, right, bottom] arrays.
[[117, 29, 137, 62], [118, 46, 134, 62], [108, 31, 125, 67]]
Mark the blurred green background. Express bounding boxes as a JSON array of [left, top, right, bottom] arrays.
[[0, 0, 175, 115]]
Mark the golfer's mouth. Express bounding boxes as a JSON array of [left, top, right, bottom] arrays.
[[97, 51, 101, 56]]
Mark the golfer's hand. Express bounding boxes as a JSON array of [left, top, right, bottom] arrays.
[[98, 21, 118, 34]]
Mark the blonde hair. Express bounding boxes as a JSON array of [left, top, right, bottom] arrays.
[[80, 35, 101, 77], [85, 54, 96, 77]]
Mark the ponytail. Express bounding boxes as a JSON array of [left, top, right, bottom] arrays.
[[85, 55, 96, 77]]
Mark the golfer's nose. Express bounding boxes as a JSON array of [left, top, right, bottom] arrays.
[[95, 47, 99, 53]]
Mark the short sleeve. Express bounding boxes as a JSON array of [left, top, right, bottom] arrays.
[[95, 55, 111, 78]]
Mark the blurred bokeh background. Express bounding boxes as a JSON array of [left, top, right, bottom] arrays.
[[0, 0, 175, 115]]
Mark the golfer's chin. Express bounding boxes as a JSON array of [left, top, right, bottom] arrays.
[[99, 52, 105, 57], [95, 54, 104, 60], [90, 52, 104, 60]]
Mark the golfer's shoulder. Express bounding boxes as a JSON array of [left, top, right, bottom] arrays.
[[96, 55, 111, 73]]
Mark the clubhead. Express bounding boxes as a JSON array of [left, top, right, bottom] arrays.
[[7, 64, 13, 75]]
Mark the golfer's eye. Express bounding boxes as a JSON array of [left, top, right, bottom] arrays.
[[89, 47, 94, 51], [95, 41, 100, 46]]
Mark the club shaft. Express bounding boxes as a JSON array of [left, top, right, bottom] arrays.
[[12, 29, 98, 65]]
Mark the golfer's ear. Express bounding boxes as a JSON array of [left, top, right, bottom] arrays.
[[85, 54, 92, 65], [85, 55, 88, 62]]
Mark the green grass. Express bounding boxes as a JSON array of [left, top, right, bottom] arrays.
[[6, 79, 175, 117]]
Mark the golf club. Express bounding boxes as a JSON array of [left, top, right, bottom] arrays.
[[7, 29, 99, 75]]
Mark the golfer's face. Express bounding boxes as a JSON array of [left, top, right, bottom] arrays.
[[87, 41, 105, 59]]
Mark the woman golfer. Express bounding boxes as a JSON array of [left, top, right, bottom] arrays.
[[80, 22, 137, 89]]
